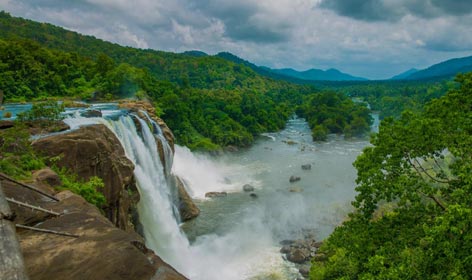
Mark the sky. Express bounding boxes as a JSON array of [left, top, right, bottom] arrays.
[[1, 0, 472, 79]]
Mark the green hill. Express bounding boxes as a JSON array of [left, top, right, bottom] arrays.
[[404, 56, 472, 80]]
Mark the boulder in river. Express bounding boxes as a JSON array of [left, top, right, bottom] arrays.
[[301, 164, 312, 170], [288, 186, 303, 193], [174, 176, 200, 221], [287, 248, 311, 263], [289, 175, 301, 183], [243, 184, 255, 192], [205, 192, 227, 198], [80, 109, 102, 118], [249, 193, 258, 198], [299, 264, 312, 277]]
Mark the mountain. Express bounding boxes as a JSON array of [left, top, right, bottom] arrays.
[[182, 50, 208, 57], [216, 52, 367, 82], [390, 68, 419, 80], [270, 68, 367, 81], [404, 56, 472, 80]]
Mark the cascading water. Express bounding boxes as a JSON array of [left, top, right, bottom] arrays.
[[64, 110, 192, 273]]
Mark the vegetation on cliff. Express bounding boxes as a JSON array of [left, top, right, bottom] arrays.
[[310, 72, 472, 279]]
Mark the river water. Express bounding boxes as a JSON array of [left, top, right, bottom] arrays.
[[173, 116, 378, 279]]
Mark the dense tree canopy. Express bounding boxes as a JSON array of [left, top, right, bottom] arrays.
[[310, 72, 472, 279]]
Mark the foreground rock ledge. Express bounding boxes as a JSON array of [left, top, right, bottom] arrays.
[[2, 177, 187, 280]]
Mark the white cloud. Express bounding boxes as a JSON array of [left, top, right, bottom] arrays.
[[1, 0, 472, 79]]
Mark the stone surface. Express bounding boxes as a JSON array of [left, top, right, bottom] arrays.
[[0, 120, 14, 129], [80, 109, 102, 118], [26, 120, 70, 135], [119, 100, 175, 152], [243, 184, 255, 192], [288, 186, 303, 193], [8, 184, 187, 280], [173, 176, 200, 221], [32, 167, 62, 188], [301, 164, 312, 170], [289, 175, 301, 183], [299, 264, 311, 277], [32, 124, 138, 232], [205, 192, 227, 198]]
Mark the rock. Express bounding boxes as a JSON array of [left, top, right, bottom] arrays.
[[301, 164, 311, 170], [313, 253, 328, 262], [8, 183, 188, 280], [299, 264, 312, 277], [205, 192, 227, 198], [80, 109, 102, 118], [25, 120, 70, 135], [283, 140, 297, 145], [243, 184, 255, 192], [280, 240, 295, 246], [119, 100, 175, 152], [280, 245, 291, 254], [225, 145, 239, 152], [32, 124, 138, 232], [0, 120, 14, 129], [173, 176, 200, 221], [288, 186, 303, 193], [249, 193, 258, 198], [32, 167, 62, 188], [287, 248, 310, 264], [289, 175, 301, 183], [313, 241, 324, 248]]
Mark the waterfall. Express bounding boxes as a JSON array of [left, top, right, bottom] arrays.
[[64, 112, 191, 273]]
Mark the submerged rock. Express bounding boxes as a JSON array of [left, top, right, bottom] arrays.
[[288, 186, 303, 193], [243, 184, 255, 192], [301, 164, 312, 170], [289, 175, 301, 183], [299, 264, 312, 277], [205, 191, 227, 198], [80, 109, 102, 118], [249, 193, 258, 198]]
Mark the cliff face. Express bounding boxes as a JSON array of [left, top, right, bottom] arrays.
[[2, 174, 187, 280], [32, 124, 139, 232]]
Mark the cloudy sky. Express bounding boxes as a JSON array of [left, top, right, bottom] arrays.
[[1, 0, 472, 79]]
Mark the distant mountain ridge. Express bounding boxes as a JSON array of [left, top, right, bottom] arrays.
[[216, 52, 367, 82], [270, 67, 367, 81], [390, 68, 419, 80], [397, 56, 472, 80]]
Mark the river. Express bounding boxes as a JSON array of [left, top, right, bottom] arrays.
[[173, 115, 378, 279]]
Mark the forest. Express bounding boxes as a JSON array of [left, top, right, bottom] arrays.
[[310, 72, 472, 279]]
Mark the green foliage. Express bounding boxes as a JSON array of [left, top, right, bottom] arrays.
[[0, 122, 44, 178], [55, 168, 106, 208], [297, 91, 372, 140], [17, 100, 65, 122], [310, 73, 472, 279]]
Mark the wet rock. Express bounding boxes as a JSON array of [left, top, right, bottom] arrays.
[[313, 253, 328, 262], [174, 176, 200, 221], [26, 120, 70, 135], [287, 248, 310, 264], [283, 140, 297, 145], [225, 145, 239, 152], [249, 193, 258, 198], [301, 164, 312, 170], [80, 109, 102, 118], [289, 175, 301, 183], [313, 241, 324, 248], [280, 245, 291, 254], [289, 186, 303, 193], [243, 184, 255, 192], [299, 264, 312, 277], [205, 192, 227, 198], [280, 240, 295, 246]]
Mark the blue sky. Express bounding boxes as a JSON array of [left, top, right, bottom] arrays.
[[1, 0, 472, 79]]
